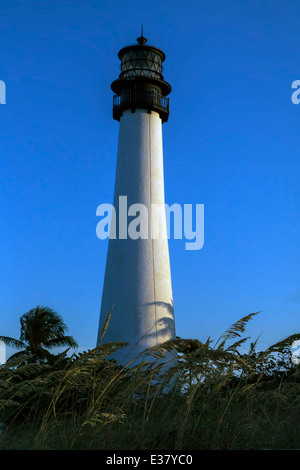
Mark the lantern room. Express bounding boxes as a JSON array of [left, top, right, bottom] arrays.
[[111, 33, 171, 123]]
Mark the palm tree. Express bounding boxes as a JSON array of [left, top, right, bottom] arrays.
[[0, 305, 78, 363]]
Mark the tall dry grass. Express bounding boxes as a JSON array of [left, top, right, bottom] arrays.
[[0, 312, 300, 450]]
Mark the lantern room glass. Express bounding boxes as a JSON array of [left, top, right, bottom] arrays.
[[120, 49, 163, 80]]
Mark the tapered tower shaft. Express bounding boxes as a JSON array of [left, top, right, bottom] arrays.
[[97, 34, 175, 364]]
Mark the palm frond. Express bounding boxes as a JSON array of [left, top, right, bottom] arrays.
[[44, 336, 78, 349], [0, 336, 25, 350]]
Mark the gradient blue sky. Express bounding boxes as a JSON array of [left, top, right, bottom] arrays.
[[1, 0, 299, 356]]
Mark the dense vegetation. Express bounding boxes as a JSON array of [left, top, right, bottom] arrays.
[[0, 307, 300, 450]]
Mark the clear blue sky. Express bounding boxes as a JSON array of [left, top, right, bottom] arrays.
[[1, 0, 299, 356]]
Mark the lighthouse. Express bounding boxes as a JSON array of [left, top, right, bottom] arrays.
[[97, 32, 175, 365]]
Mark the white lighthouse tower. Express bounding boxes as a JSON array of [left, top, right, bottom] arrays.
[[0, 340, 5, 365], [97, 32, 175, 365]]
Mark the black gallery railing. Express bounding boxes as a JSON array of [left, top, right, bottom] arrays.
[[113, 90, 169, 112]]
